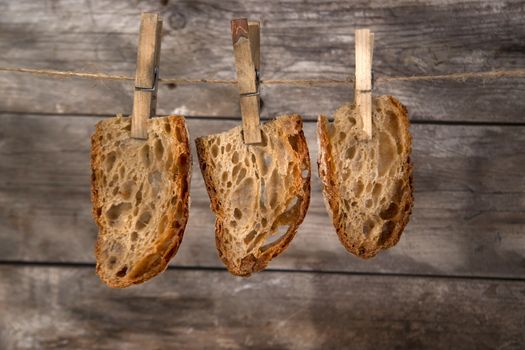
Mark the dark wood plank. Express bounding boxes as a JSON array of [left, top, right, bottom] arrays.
[[1, 113, 524, 277], [0, 0, 524, 121], [0, 266, 524, 350]]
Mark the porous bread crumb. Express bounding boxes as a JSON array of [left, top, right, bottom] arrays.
[[196, 115, 311, 276], [317, 96, 413, 258], [91, 115, 191, 288]]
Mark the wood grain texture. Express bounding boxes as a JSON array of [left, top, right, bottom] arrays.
[[131, 12, 162, 139], [0, 266, 524, 350], [0, 0, 524, 121], [231, 18, 261, 143], [1, 113, 524, 277], [355, 29, 374, 138]]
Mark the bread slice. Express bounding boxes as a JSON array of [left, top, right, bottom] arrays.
[[91, 115, 191, 288], [317, 96, 413, 258], [195, 115, 311, 276]]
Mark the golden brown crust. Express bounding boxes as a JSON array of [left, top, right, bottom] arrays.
[[317, 96, 413, 258], [196, 115, 311, 276], [91, 115, 191, 288]]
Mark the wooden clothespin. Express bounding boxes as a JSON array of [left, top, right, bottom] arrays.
[[354, 29, 374, 139], [131, 13, 163, 139], [231, 18, 262, 144]]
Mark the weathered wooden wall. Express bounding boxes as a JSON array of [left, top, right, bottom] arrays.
[[0, 0, 524, 349]]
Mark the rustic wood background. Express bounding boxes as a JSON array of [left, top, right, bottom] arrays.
[[1, 0, 524, 349]]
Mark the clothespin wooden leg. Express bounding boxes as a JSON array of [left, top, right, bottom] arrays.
[[231, 18, 262, 144], [355, 29, 374, 140], [131, 13, 163, 140]]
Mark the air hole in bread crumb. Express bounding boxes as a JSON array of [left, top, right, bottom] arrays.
[[154, 139, 164, 160], [135, 211, 152, 230], [116, 266, 128, 277], [353, 180, 364, 197], [109, 256, 117, 267], [244, 230, 257, 244], [345, 146, 356, 159], [222, 172, 228, 182], [365, 199, 373, 208], [106, 202, 131, 224], [119, 165, 125, 179], [105, 152, 117, 172], [148, 171, 162, 196], [165, 152, 174, 170], [140, 144, 150, 167], [288, 134, 300, 152], [135, 186, 143, 206], [348, 117, 356, 126], [386, 110, 400, 138], [232, 163, 241, 178], [234, 208, 242, 220], [338, 131, 346, 142], [261, 217, 268, 227], [227, 181, 232, 188], [164, 122, 171, 133], [261, 225, 289, 251], [236, 168, 247, 183], [363, 219, 375, 236], [211, 144, 219, 157], [379, 221, 396, 244], [120, 180, 135, 200], [226, 143, 232, 152], [380, 203, 399, 220], [232, 151, 239, 164], [378, 131, 396, 177], [131, 231, 138, 241], [372, 183, 382, 199]]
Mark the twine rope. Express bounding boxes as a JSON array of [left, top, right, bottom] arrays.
[[0, 66, 524, 86]]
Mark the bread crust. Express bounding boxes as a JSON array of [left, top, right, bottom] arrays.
[[196, 115, 311, 276], [317, 96, 413, 258], [91, 115, 191, 288]]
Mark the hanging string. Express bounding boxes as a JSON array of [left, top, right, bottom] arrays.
[[0, 66, 524, 86]]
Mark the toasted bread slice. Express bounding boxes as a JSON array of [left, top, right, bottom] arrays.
[[195, 115, 311, 276], [317, 96, 413, 258], [91, 115, 191, 288]]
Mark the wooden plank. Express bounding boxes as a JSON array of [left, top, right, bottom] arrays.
[[1, 113, 524, 277], [0, 0, 524, 122], [0, 266, 524, 349]]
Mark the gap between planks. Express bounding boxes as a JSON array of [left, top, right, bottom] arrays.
[[1, 110, 525, 127], [0, 260, 524, 283]]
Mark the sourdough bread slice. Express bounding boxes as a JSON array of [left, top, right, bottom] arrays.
[[196, 115, 311, 276], [317, 96, 413, 258], [91, 115, 191, 288]]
